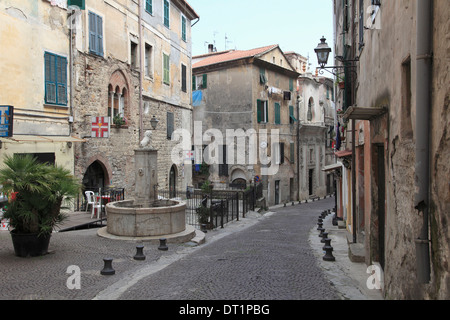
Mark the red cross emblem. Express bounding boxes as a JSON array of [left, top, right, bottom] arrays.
[[91, 117, 110, 138]]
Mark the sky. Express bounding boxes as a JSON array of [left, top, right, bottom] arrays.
[[188, 0, 334, 72]]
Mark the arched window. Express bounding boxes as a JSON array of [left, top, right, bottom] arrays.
[[307, 97, 314, 121], [108, 70, 129, 121]]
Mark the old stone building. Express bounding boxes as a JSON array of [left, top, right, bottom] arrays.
[[192, 45, 300, 206], [69, 0, 199, 198], [332, 0, 449, 299]]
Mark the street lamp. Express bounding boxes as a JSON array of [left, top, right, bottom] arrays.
[[314, 36, 332, 68], [150, 115, 159, 130]]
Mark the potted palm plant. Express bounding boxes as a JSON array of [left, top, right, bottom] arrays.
[[0, 154, 80, 257]]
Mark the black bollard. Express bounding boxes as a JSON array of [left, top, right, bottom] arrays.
[[318, 227, 325, 237], [201, 224, 208, 233], [134, 245, 146, 260], [101, 258, 115, 275], [317, 222, 323, 231], [323, 238, 335, 261], [321, 232, 328, 243], [158, 238, 168, 251]]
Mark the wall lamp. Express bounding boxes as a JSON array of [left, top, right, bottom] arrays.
[[314, 36, 358, 77], [150, 116, 159, 130]]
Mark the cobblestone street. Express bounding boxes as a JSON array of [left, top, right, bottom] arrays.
[[0, 198, 344, 302]]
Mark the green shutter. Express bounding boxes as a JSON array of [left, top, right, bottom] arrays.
[[146, 0, 152, 14], [257, 100, 262, 123], [290, 142, 295, 163], [289, 78, 294, 91], [163, 54, 170, 84], [192, 75, 196, 91], [164, 0, 170, 27], [202, 74, 207, 89], [68, 0, 85, 10], [275, 103, 281, 124]]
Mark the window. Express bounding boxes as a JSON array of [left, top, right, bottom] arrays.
[[181, 64, 187, 92], [167, 112, 174, 139], [359, 0, 364, 50], [163, 53, 170, 85], [257, 100, 268, 123], [193, 74, 207, 90], [289, 78, 294, 92], [130, 41, 138, 69], [89, 11, 103, 56], [145, 43, 153, 77], [181, 15, 187, 42], [44, 52, 67, 106], [219, 145, 228, 176], [274, 102, 281, 125], [290, 142, 295, 164], [163, 0, 170, 28], [274, 142, 284, 165], [401, 56, 413, 139], [145, 0, 152, 14], [307, 97, 313, 121]]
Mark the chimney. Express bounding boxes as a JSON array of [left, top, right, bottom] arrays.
[[208, 44, 214, 53]]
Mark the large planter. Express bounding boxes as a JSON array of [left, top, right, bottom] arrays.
[[10, 230, 51, 258]]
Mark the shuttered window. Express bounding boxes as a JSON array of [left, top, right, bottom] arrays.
[[167, 112, 174, 139], [181, 64, 187, 92], [164, 0, 170, 28], [290, 142, 295, 163], [181, 15, 186, 41], [257, 100, 268, 123], [163, 53, 170, 85], [274, 103, 281, 124], [89, 11, 103, 56], [145, 0, 152, 14], [45, 52, 67, 106]]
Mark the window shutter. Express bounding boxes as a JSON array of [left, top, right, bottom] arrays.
[[45, 53, 56, 104], [181, 64, 187, 92], [265, 102, 269, 123], [68, 0, 85, 10], [280, 142, 285, 164], [146, 0, 152, 14], [289, 78, 294, 91], [192, 75, 196, 91], [167, 112, 174, 139], [202, 74, 207, 89], [182, 16, 186, 41], [275, 103, 281, 124], [164, 0, 170, 27], [89, 12, 96, 54], [96, 14, 103, 56], [163, 54, 170, 84], [257, 99, 262, 123], [57, 56, 67, 105]]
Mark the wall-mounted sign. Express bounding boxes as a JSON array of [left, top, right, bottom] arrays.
[[91, 116, 110, 138], [0, 105, 13, 138]]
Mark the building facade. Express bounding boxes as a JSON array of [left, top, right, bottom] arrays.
[[333, 0, 449, 299], [69, 0, 198, 198], [192, 45, 300, 206], [0, 0, 83, 174]]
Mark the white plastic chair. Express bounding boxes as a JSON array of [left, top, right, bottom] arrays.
[[85, 191, 103, 219]]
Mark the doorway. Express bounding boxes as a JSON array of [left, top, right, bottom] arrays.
[[83, 161, 106, 191], [169, 165, 177, 198], [274, 180, 280, 205], [308, 169, 314, 196]]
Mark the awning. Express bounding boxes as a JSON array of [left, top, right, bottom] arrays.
[[3, 135, 86, 143], [322, 163, 342, 172], [343, 106, 387, 121], [335, 149, 352, 158]]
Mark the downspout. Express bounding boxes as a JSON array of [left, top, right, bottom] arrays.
[[138, 0, 144, 142], [414, 0, 432, 284]]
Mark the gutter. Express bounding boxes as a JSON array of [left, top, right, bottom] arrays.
[[414, 0, 432, 284], [138, 0, 144, 142]]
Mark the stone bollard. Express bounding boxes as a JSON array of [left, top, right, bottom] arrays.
[[158, 238, 168, 251], [323, 238, 335, 261], [101, 258, 115, 275], [134, 245, 146, 260]]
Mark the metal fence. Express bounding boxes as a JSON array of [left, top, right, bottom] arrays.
[[158, 183, 262, 230], [78, 187, 125, 214]]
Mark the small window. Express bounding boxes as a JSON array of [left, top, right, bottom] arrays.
[[163, 53, 170, 85], [145, 43, 153, 77], [44, 52, 67, 106], [130, 41, 138, 69], [260, 68, 267, 84], [193, 74, 207, 90]]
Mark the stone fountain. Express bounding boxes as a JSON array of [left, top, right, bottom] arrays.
[[97, 131, 199, 244]]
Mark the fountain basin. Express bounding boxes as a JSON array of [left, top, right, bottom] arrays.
[[105, 199, 186, 237]]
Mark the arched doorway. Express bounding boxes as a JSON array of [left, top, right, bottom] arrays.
[[83, 161, 107, 191], [169, 165, 177, 198]]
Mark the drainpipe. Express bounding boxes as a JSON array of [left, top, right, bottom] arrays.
[[138, 0, 144, 142], [414, 0, 432, 284]]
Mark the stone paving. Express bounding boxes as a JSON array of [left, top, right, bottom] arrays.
[[0, 197, 379, 301]]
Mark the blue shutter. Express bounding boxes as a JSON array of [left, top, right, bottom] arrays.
[[146, 0, 152, 14], [96, 14, 103, 56], [89, 12, 96, 54], [45, 53, 56, 104], [164, 0, 170, 27]]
